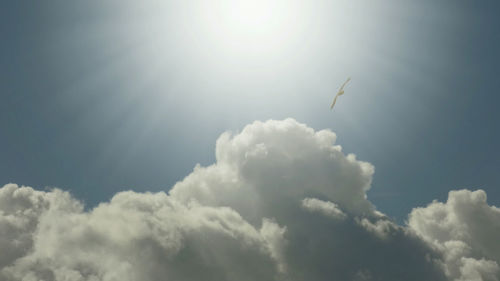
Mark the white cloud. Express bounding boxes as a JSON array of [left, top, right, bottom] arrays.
[[170, 118, 376, 222], [409, 189, 500, 281], [301, 197, 346, 220], [0, 185, 283, 281], [0, 119, 498, 281]]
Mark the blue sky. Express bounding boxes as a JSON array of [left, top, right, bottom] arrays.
[[1, 0, 499, 224]]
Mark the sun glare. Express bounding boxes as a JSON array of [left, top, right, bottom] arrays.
[[197, 0, 305, 56], [233, 1, 271, 27], [222, 0, 287, 34]]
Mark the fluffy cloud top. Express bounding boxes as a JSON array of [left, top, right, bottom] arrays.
[[0, 119, 498, 281], [301, 197, 347, 220], [410, 189, 500, 281]]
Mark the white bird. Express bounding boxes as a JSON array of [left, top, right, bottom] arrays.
[[330, 77, 351, 109]]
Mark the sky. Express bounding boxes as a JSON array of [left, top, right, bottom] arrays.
[[2, 0, 499, 221], [1, 1, 500, 280]]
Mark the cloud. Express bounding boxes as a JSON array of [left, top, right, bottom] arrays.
[[301, 197, 346, 220], [409, 189, 500, 281], [170, 119, 376, 221], [0, 119, 498, 281], [0, 185, 283, 281]]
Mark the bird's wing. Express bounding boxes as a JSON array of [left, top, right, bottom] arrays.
[[330, 94, 339, 109], [339, 77, 351, 91]]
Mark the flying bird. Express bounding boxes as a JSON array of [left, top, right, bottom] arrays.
[[330, 77, 351, 109]]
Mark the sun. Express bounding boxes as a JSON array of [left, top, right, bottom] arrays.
[[196, 0, 305, 56], [219, 0, 288, 35], [226, 0, 277, 30]]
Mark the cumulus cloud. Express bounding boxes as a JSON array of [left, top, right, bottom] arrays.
[[301, 197, 346, 220], [409, 189, 500, 281], [0, 118, 498, 281], [0, 185, 283, 281]]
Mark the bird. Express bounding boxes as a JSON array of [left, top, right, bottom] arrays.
[[330, 77, 351, 109]]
